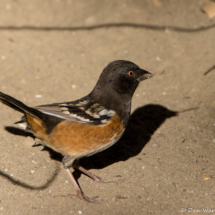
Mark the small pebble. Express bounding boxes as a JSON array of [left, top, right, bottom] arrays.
[[32, 160, 37, 164], [202, 173, 212, 180], [156, 57, 161, 61], [35, 95, 42, 98]]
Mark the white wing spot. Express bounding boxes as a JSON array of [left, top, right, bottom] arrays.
[[80, 100, 88, 105], [85, 109, 93, 116], [79, 106, 85, 111], [70, 114, 77, 117], [75, 100, 88, 106], [93, 114, 100, 119], [99, 109, 108, 116], [101, 119, 107, 124], [90, 103, 99, 108], [69, 114, 91, 122], [60, 107, 69, 111], [62, 110, 70, 114], [107, 110, 115, 117], [78, 117, 90, 122]]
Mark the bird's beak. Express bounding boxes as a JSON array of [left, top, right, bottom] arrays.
[[137, 69, 153, 82]]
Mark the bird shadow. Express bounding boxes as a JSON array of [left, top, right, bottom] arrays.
[[5, 126, 34, 138], [79, 104, 177, 170], [3, 104, 177, 188]]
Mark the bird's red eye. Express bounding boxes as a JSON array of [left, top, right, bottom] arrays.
[[128, 71, 134, 77]]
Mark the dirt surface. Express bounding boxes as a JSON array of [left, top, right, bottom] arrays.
[[0, 0, 215, 214]]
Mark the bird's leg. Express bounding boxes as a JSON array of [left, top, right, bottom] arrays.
[[73, 161, 128, 184], [62, 156, 97, 202], [64, 168, 97, 203], [74, 164, 105, 183]]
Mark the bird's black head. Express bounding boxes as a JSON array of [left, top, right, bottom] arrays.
[[93, 60, 152, 97], [89, 60, 153, 125]]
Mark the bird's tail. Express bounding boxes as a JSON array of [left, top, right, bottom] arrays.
[[0, 92, 44, 120]]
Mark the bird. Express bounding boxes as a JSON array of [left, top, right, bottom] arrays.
[[0, 60, 153, 202]]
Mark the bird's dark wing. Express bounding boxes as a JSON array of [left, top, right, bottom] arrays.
[[35, 98, 116, 125]]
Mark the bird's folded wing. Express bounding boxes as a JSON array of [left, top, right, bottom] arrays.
[[35, 100, 116, 125]]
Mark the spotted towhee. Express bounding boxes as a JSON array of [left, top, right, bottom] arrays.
[[0, 60, 152, 202]]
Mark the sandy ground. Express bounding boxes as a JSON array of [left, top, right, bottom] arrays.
[[0, 0, 215, 214]]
